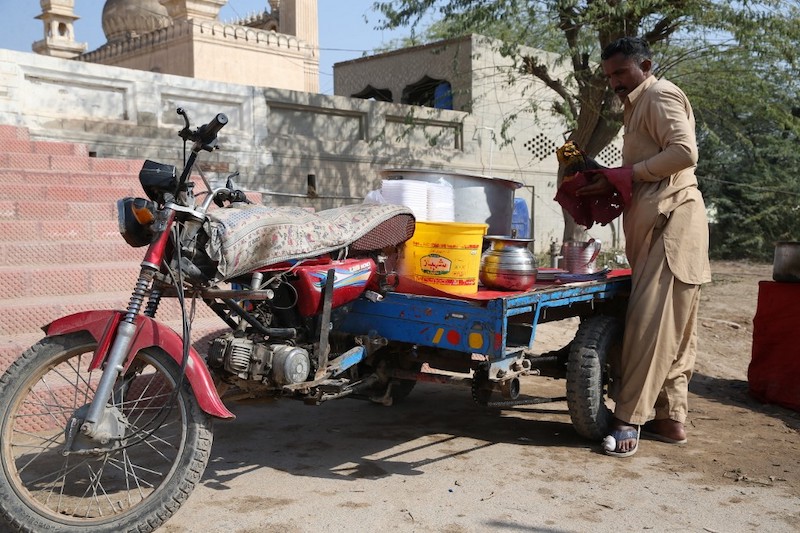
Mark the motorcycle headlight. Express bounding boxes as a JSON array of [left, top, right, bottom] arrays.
[[139, 160, 178, 203], [117, 197, 156, 247]]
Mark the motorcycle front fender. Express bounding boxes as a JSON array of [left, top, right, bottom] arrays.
[[44, 310, 235, 420]]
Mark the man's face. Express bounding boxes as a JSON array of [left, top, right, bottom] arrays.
[[601, 53, 652, 102]]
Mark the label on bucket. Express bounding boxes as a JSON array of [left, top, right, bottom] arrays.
[[415, 276, 476, 286], [420, 254, 452, 275]]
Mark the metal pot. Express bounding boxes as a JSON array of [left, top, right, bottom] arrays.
[[380, 168, 522, 236], [479, 236, 537, 291], [773, 241, 800, 282]]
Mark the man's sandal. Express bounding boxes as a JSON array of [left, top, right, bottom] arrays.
[[602, 425, 641, 457]]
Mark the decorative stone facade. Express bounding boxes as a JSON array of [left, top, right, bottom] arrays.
[[33, 0, 320, 93], [32, 0, 87, 58], [101, 0, 172, 43]]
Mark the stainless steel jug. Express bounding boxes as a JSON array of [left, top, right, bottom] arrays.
[[561, 239, 601, 274]]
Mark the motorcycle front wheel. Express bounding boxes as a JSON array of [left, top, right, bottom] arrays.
[[0, 332, 213, 532]]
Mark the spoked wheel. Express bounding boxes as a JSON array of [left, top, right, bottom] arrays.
[[0, 332, 213, 532], [565, 315, 623, 440]]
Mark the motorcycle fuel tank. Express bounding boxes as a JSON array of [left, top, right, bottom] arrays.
[[291, 258, 376, 316]]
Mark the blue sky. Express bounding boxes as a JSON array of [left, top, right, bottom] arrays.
[[0, 0, 414, 94]]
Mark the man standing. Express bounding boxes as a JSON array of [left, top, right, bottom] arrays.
[[575, 36, 712, 456]]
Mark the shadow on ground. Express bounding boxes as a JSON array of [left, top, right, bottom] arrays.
[[200, 379, 592, 490], [690, 372, 800, 430]]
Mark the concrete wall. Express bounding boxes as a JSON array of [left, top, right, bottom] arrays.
[[335, 37, 476, 113], [0, 46, 619, 252], [0, 48, 472, 204]]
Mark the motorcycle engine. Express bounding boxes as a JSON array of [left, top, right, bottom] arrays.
[[208, 333, 310, 386]]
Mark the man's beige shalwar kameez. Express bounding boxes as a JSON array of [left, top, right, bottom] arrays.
[[614, 76, 712, 426]]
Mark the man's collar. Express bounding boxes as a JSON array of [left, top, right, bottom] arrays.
[[625, 75, 657, 107]]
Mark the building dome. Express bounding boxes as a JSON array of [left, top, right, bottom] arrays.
[[102, 0, 172, 43]]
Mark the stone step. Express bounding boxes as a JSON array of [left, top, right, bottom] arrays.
[[0, 219, 120, 243], [2, 138, 90, 157], [0, 181, 142, 203], [0, 317, 228, 376], [0, 291, 222, 337], [0, 239, 146, 267], [0, 152, 144, 174], [0, 176, 260, 209], [0, 261, 141, 299], [0, 125, 30, 141], [0, 199, 119, 221], [0, 169, 139, 186], [1, 196, 263, 225]]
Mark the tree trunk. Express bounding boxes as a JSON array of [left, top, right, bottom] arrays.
[[559, 74, 622, 243]]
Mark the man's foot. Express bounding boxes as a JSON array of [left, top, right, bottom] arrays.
[[602, 418, 640, 457], [642, 418, 688, 444]]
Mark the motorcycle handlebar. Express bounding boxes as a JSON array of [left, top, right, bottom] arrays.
[[174, 110, 231, 197], [197, 113, 228, 145]]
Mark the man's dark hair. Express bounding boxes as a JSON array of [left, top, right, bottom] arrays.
[[601, 36, 652, 61]]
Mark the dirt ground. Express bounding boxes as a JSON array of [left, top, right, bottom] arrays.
[[166, 260, 799, 533]]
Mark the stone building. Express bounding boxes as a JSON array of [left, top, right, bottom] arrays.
[[33, 0, 319, 92]]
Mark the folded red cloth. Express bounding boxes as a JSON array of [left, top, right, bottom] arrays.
[[554, 167, 633, 228]]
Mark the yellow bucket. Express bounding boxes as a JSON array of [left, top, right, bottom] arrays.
[[401, 221, 488, 294]]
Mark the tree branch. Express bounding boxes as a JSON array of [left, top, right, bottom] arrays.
[[557, 1, 583, 75], [644, 16, 679, 44], [520, 56, 579, 119]]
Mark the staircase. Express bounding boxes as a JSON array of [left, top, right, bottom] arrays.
[[0, 124, 230, 374]]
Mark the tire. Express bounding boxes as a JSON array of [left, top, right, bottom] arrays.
[[0, 332, 213, 533], [565, 315, 623, 440]]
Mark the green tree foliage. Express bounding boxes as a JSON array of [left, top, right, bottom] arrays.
[[658, 7, 800, 258], [675, 52, 800, 260], [372, 0, 800, 251]]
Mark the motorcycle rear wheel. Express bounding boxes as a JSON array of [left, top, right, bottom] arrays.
[[0, 332, 213, 533]]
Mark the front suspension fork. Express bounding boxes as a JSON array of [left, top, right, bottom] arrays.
[[80, 266, 157, 438], [80, 209, 177, 439]]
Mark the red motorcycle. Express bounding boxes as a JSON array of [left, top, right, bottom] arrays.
[[0, 110, 415, 532]]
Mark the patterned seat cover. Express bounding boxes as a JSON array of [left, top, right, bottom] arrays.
[[205, 203, 415, 280]]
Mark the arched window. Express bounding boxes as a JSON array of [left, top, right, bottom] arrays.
[[351, 85, 393, 102]]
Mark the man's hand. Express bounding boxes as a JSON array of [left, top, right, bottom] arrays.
[[575, 171, 615, 197], [554, 166, 633, 228]]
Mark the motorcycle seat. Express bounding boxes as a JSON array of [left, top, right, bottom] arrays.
[[205, 202, 415, 280]]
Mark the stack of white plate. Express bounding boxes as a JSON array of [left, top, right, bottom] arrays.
[[381, 179, 430, 220], [426, 182, 455, 222]]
